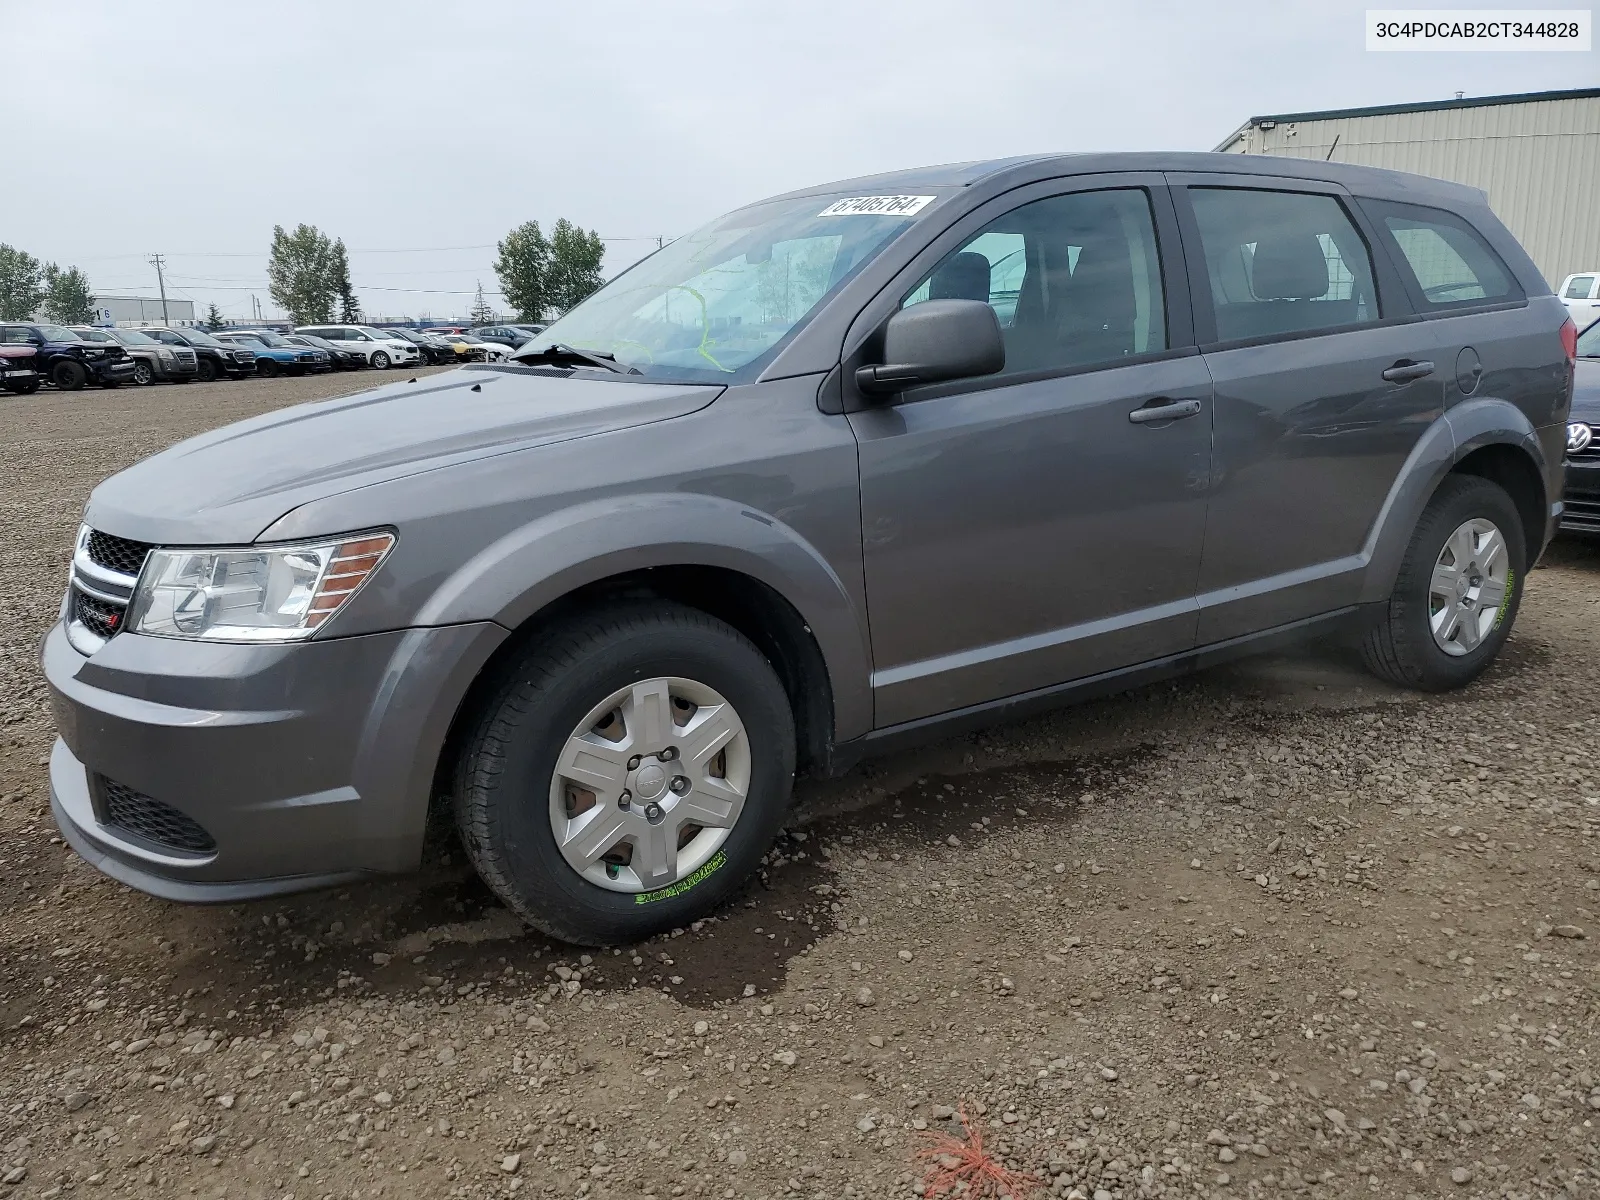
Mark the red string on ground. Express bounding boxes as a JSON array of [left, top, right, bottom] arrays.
[[914, 1103, 1041, 1199]]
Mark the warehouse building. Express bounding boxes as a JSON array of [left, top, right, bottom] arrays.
[[1215, 87, 1600, 291], [88, 295, 197, 327]]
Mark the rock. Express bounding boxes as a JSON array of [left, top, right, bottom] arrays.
[[1451, 1166, 1474, 1185], [63, 1091, 89, 1112], [1205, 1129, 1229, 1145], [191, 1135, 216, 1154], [125, 1038, 152, 1054], [1552, 924, 1586, 939], [500, 1153, 521, 1175], [218, 1095, 235, 1109], [374, 1091, 393, 1107], [727, 1150, 748, 1167], [898, 950, 914, 962], [1338, 987, 1359, 999], [1099, 1067, 1118, 1081], [742, 984, 757, 998], [1, 1167, 25, 1185], [1218, 1148, 1237, 1163], [693, 1021, 709, 1036], [855, 1116, 876, 1133], [773, 1050, 797, 1067], [856, 987, 875, 1007], [371, 952, 392, 966], [931, 1104, 955, 1120]]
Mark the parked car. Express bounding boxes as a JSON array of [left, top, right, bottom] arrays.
[[1559, 316, 1600, 531], [0, 323, 136, 390], [0, 343, 40, 394], [379, 327, 454, 365], [144, 326, 256, 381], [43, 152, 1573, 946], [215, 331, 332, 376], [439, 332, 507, 361], [472, 325, 538, 350], [294, 325, 422, 369], [509, 323, 547, 338], [285, 333, 363, 370], [1559, 272, 1600, 328], [70, 327, 198, 385]]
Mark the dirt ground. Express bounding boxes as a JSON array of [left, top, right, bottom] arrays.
[[0, 369, 1595, 1200]]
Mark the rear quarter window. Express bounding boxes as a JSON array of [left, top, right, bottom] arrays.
[[1363, 200, 1521, 312]]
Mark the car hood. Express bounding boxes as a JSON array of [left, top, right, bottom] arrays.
[[85, 367, 724, 545], [1572, 359, 1600, 422]]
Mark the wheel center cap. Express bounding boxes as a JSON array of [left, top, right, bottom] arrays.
[[633, 762, 668, 801]]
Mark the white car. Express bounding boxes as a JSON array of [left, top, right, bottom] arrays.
[[293, 324, 423, 369], [1560, 272, 1600, 330]]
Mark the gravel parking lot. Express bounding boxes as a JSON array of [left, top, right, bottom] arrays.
[[0, 371, 1595, 1200]]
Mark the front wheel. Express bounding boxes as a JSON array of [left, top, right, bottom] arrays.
[[257, 359, 280, 378], [132, 361, 153, 386], [196, 358, 217, 383], [1361, 474, 1526, 691], [51, 360, 87, 391], [455, 603, 796, 945], [371, 351, 391, 370]]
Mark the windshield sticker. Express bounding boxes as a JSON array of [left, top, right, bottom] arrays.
[[818, 195, 936, 218]]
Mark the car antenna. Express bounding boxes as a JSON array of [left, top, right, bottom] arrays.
[[471, 383, 482, 392]]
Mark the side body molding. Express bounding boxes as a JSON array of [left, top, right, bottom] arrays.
[[414, 493, 875, 742], [1357, 397, 1547, 604]]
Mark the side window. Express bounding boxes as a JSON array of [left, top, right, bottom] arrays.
[[0, 328, 27, 345], [1565, 275, 1596, 301], [1188, 188, 1379, 342], [1367, 201, 1518, 310], [903, 188, 1166, 375]]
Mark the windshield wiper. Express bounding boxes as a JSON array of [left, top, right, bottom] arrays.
[[511, 343, 641, 375]]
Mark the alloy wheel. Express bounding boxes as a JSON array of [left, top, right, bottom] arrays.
[[1428, 517, 1509, 656], [548, 676, 750, 893]]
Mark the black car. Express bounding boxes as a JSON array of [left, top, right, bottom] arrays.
[[1560, 317, 1600, 531], [285, 333, 363, 370], [144, 327, 256, 381], [0, 323, 136, 391], [471, 324, 538, 350], [381, 327, 454, 365]]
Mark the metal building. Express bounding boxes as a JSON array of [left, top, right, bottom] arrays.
[[1215, 87, 1600, 290], [89, 295, 198, 327]]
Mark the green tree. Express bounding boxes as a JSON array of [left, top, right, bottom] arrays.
[[546, 219, 606, 313], [330, 239, 361, 323], [266, 224, 339, 324], [205, 303, 227, 331], [41, 264, 95, 324], [468, 281, 494, 326], [0, 244, 46, 321], [493, 220, 550, 323]]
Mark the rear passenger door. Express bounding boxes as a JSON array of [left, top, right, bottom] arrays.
[[1168, 175, 1446, 643]]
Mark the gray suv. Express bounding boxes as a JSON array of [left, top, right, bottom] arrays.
[[44, 153, 1576, 944]]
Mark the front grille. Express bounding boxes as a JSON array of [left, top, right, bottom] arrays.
[[74, 591, 125, 639], [176, 349, 197, 364], [1570, 426, 1600, 460], [98, 778, 216, 855], [86, 530, 152, 576]]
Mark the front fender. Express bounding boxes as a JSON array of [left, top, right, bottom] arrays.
[[414, 493, 874, 741], [1358, 398, 1547, 603]]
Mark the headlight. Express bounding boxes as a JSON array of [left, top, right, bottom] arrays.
[[157, 348, 175, 362], [126, 533, 394, 643]]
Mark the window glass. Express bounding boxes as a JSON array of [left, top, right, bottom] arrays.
[[1372, 203, 1516, 308], [1189, 188, 1379, 342], [903, 188, 1165, 375], [1565, 275, 1596, 300], [0, 327, 30, 345]]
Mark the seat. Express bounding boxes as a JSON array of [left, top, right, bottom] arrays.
[[1052, 236, 1138, 366], [928, 252, 993, 302]]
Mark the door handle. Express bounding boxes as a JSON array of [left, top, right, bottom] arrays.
[[1382, 359, 1435, 384], [1128, 397, 1203, 424]]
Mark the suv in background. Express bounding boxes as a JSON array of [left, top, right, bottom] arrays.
[[215, 330, 332, 376], [43, 152, 1573, 946], [144, 327, 256, 381], [294, 325, 422, 369], [0, 323, 136, 390], [71, 327, 198, 385], [378, 327, 454, 365], [284, 332, 363, 370], [471, 324, 538, 350]]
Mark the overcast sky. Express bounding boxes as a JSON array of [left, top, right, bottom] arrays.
[[7, 0, 1595, 321]]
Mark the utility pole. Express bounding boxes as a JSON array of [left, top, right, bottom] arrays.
[[149, 254, 170, 324]]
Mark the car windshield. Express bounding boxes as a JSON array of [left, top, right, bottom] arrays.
[[360, 327, 397, 340], [178, 329, 225, 347], [516, 192, 943, 382], [1578, 317, 1600, 358], [112, 330, 157, 345], [38, 325, 80, 342]]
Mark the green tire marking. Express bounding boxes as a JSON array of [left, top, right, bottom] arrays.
[[634, 850, 727, 905], [1493, 565, 1516, 630]]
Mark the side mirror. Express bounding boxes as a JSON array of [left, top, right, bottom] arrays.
[[855, 299, 1004, 395]]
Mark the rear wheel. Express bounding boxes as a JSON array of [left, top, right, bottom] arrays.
[[1361, 474, 1525, 691], [454, 603, 796, 945], [196, 358, 217, 383], [132, 361, 153, 386], [51, 360, 86, 391], [371, 351, 391, 370]]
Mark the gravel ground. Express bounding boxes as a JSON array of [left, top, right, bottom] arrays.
[[0, 371, 1595, 1200]]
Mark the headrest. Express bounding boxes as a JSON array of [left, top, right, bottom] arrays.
[[929, 252, 993, 303], [1250, 235, 1329, 300]]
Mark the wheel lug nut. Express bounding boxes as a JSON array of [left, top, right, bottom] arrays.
[[644, 802, 664, 823], [670, 776, 689, 794], [659, 746, 677, 762], [627, 755, 641, 770], [618, 790, 631, 810]]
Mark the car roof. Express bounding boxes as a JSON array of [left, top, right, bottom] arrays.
[[757, 151, 1488, 208]]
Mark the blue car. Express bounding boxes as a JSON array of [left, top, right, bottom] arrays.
[[215, 330, 332, 376]]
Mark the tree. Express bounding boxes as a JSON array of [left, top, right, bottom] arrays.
[[0, 244, 46, 321], [205, 303, 227, 331], [493, 220, 550, 323], [330, 239, 361, 323], [546, 219, 606, 313], [41, 264, 95, 324], [266, 224, 340, 325], [468, 281, 494, 326]]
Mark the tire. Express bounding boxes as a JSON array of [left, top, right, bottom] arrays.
[[132, 361, 153, 386], [51, 360, 87, 391], [455, 602, 796, 945], [1361, 474, 1526, 691], [371, 351, 391, 370], [257, 359, 280, 379], [196, 358, 217, 383], [5, 380, 41, 395]]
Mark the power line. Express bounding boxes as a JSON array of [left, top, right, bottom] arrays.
[[71, 235, 673, 262]]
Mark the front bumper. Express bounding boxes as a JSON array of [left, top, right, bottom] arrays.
[[43, 619, 505, 902], [88, 358, 137, 384], [1561, 458, 1600, 532], [157, 359, 200, 380]]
